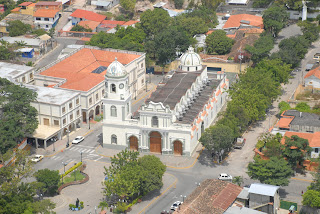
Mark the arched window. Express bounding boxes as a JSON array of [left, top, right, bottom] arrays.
[[111, 134, 117, 144], [110, 106, 117, 117], [111, 84, 116, 93], [152, 116, 158, 127]]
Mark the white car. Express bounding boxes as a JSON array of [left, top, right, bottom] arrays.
[[72, 136, 84, 144], [170, 201, 182, 211], [218, 173, 232, 181], [31, 155, 44, 162]]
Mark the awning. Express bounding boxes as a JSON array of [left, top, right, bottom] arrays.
[[32, 125, 60, 140]]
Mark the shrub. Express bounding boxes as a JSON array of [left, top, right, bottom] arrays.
[[61, 162, 82, 178]]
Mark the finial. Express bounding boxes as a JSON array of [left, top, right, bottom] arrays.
[[188, 46, 194, 53], [115, 57, 117, 61]]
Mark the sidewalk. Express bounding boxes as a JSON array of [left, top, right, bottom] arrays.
[[35, 122, 102, 157]]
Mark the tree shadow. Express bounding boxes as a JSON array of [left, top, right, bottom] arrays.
[[279, 188, 289, 199], [197, 149, 229, 167], [140, 189, 161, 203]]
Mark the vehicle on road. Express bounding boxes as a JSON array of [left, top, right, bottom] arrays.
[[234, 138, 246, 149], [218, 173, 232, 181], [31, 155, 44, 162], [170, 201, 182, 211], [72, 136, 84, 144]]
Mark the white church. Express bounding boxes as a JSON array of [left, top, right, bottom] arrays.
[[102, 47, 229, 156]]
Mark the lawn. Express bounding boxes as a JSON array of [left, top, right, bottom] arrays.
[[61, 170, 85, 184]]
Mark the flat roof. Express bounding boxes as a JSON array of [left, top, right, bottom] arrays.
[[25, 84, 80, 105], [0, 13, 33, 26], [39, 48, 143, 91], [0, 62, 34, 80], [32, 124, 60, 140], [225, 206, 265, 214], [249, 183, 279, 197], [1, 36, 42, 46]]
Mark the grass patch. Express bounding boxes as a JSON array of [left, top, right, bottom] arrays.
[[61, 170, 84, 184], [280, 200, 297, 210]]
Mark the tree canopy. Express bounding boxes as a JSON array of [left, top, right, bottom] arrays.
[[205, 30, 233, 55], [245, 33, 274, 64], [34, 169, 60, 195], [302, 190, 320, 208], [248, 156, 293, 186], [262, 6, 289, 37], [0, 78, 38, 154], [7, 20, 31, 37]]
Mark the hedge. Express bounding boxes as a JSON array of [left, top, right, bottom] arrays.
[[61, 162, 82, 178]]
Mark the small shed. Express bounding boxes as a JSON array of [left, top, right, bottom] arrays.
[[15, 48, 34, 58]]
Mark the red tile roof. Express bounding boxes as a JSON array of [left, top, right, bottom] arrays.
[[39, 48, 141, 91], [305, 66, 320, 79], [177, 179, 242, 214], [101, 20, 125, 25], [71, 9, 106, 22], [35, 1, 62, 6], [19, 2, 33, 6], [206, 30, 214, 35], [223, 14, 263, 29], [281, 131, 320, 148], [33, 9, 59, 18], [276, 116, 294, 129], [11, 7, 20, 12], [78, 20, 100, 30], [123, 20, 139, 26]]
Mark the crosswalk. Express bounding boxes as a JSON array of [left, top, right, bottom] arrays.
[[50, 145, 104, 163]]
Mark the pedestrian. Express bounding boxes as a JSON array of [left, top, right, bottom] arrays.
[[301, 190, 304, 195]]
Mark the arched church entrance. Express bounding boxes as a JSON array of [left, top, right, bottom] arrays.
[[173, 140, 183, 156], [95, 105, 100, 115], [129, 136, 138, 151], [149, 131, 162, 154]]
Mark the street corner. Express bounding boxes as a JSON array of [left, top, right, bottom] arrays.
[[94, 145, 120, 158]]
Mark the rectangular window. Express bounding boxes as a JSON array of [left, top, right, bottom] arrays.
[[89, 98, 92, 105], [44, 18, 49, 21], [77, 110, 80, 116], [69, 102, 73, 109], [63, 118, 66, 125], [22, 76, 26, 83], [30, 73, 33, 80], [76, 98, 79, 105], [141, 63, 143, 68], [45, 25, 48, 28], [102, 90, 105, 96], [36, 17, 41, 20], [62, 107, 66, 114], [96, 93, 99, 100], [54, 120, 59, 126], [43, 118, 49, 125], [70, 114, 73, 120], [315, 148, 319, 153]]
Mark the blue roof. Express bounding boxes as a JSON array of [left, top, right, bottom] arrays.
[[248, 183, 279, 197]]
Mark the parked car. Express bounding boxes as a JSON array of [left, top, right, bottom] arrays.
[[170, 201, 182, 211], [218, 173, 232, 181], [234, 138, 246, 149], [72, 136, 84, 144], [31, 155, 44, 162]]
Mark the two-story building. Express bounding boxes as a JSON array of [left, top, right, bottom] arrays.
[[33, 9, 60, 30], [34, 46, 146, 124], [102, 47, 229, 156], [0, 62, 35, 84], [11, 2, 36, 15], [70, 9, 106, 25]]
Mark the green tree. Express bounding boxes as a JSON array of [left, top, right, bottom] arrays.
[[247, 156, 293, 186], [71, 24, 92, 32], [34, 169, 60, 195], [175, 16, 209, 36], [232, 176, 244, 186], [298, 20, 320, 43], [184, 6, 218, 28], [174, 0, 184, 9], [263, 133, 283, 158], [0, 78, 38, 154], [138, 155, 166, 195], [139, 9, 171, 37], [200, 124, 234, 162], [7, 20, 31, 37], [282, 135, 311, 170], [262, 6, 289, 37], [302, 190, 320, 208], [279, 101, 291, 114], [120, 0, 136, 13], [245, 33, 274, 64], [295, 102, 311, 112], [252, 0, 273, 8], [205, 30, 233, 55], [32, 29, 47, 36]]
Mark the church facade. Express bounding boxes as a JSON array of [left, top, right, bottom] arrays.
[[102, 47, 229, 156]]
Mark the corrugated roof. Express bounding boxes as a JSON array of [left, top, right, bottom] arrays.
[[225, 206, 265, 214], [70, 9, 106, 22], [33, 9, 59, 18], [248, 183, 279, 197]]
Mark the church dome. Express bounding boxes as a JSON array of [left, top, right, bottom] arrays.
[[179, 46, 202, 71], [106, 57, 127, 78]]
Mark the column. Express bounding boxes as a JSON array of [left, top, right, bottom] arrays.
[[35, 138, 39, 149], [44, 140, 47, 149]]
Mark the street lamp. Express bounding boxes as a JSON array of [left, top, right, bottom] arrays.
[[73, 169, 76, 181], [62, 162, 66, 173], [80, 151, 82, 162], [66, 130, 70, 148], [180, 195, 186, 203]]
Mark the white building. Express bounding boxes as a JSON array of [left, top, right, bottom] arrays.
[[304, 66, 320, 89], [102, 47, 229, 156], [33, 9, 60, 30], [0, 62, 35, 84]]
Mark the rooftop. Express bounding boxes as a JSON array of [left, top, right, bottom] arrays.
[[78, 20, 100, 30], [177, 179, 242, 214], [35, 1, 62, 6], [248, 183, 279, 197], [25, 84, 80, 105], [281, 131, 320, 148], [223, 14, 263, 29], [39, 48, 143, 91], [70, 9, 106, 22], [0, 36, 42, 46], [0, 13, 34, 26], [283, 110, 320, 127], [0, 62, 34, 80], [11, 7, 20, 12], [19, 2, 33, 6], [305, 66, 320, 79], [225, 206, 265, 214], [33, 9, 59, 18]]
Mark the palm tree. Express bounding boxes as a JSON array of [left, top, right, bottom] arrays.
[[232, 176, 244, 186]]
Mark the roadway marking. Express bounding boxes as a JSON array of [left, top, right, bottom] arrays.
[[75, 145, 95, 149], [291, 177, 313, 183], [94, 157, 103, 162], [138, 173, 178, 214]]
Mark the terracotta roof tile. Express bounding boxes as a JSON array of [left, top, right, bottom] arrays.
[[206, 104, 211, 109], [305, 66, 320, 79], [281, 131, 320, 148], [11, 7, 20, 12], [39, 48, 141, 91], [223, 14, 263, 29], [101, 20, 125, 25], [81, 37, 91, 41], [35, 1, 62, 6], [276, 116, 294, 129], [71, 9, 106, 22], [123, 20, 139, 26], [19, 2, 32, 6], [216, 90, 221, 96], [33, 9, 59, 18], [201, 111, 207, 116], [78, 20, 100, 30]]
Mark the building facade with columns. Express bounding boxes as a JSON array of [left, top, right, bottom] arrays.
[[102, 47, 229, 156]]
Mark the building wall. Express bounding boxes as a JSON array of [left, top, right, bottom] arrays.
[[290, 124, 320, 133], [305, 76, 320, 89], [14, 69, 35, 84], [35, 4, 62, 11], [203, 61, 249, 74], [20, 6, 35, 15], [249, 193, 273, 213], [34, 13, 59, 30], [0, 26, 8, 36]]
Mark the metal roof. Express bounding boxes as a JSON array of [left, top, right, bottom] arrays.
[[96, 1, 111, 7], [248, 183, 279, 197], [225, 206, 265, 214], [1, 36, 42, 47]]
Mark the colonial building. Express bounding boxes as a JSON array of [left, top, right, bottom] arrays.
[[102, 47, 229, 156]]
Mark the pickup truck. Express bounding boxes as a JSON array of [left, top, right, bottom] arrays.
[[234, 138, 246, 149]]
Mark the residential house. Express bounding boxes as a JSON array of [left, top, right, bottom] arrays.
[[0, 13, 34, 36], [223, 14, 264, 30], [35, 1, 62, 11], [77, 20, 100, 32], [304, 66, 320, 89], [33, 9, 60, 30], [34, 46, 146, 124], [70, 9, 106, 25], [248, 183, 280, 214], [282, 131, 320, 158], [274, 110, 320, 134], [56, 0, 74, 8], [11, 2, 36, 15], [0, 36, 45, 56], [97, 20, 139, 33]]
